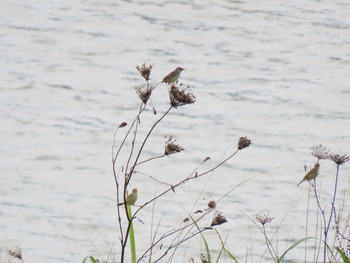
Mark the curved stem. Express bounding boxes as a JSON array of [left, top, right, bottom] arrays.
[[121, 105, 173, 263], [126, 105, 173, 187], [135, 154, 166, 166], [313, 177, 327, 262], [133, 149, 239, 219], [324, 164, 340, 260], [262, 224, 278, 262], [114, 103, 145, 263]]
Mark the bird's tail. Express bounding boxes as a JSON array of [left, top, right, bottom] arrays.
[[297, 180, 304, 186]]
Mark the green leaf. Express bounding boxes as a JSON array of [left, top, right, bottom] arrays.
[[335, 247, 349, 263], [223, 247, 239, 263], [214, 246, 224, 263], [277, 237, 313, 262], [82, 256, 97, 263], [127, 205, 137, 263], [189, 214, 211, 263]]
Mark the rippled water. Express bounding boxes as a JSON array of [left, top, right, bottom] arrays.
[[1, 0, 350, 262]]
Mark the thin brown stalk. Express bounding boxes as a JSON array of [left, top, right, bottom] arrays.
[[120, 106, 173, 263], [127, 105, 173, 187], [133, 149, 239, 219], [135, 154, 166, 166], [313, 176, 326, 262], [242, 211, 278, 262], [137, 209, 213, 262]]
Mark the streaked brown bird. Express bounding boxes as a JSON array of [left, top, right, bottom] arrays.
[[162, 67, 185, 84], [297, 163, 320, 186]]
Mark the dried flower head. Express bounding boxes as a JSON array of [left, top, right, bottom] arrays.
[[211, 212, 227, 226], [329, 153, 350, 165], [169, 85, 196, 107], [208, 200, 216, 209], [119, 122, 127, 128], [8, 246, 22, 260], [238, 137, 252, 150], [204, 156, 211, 162], [136, 63, 153, 81], [165, 137, 184, 155], [136, 85, 154, 104], [201, 254, 209, 263], [311, 145, 330, 160], [255, 213, 274, 225]]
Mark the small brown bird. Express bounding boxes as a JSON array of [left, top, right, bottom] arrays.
[[118, 188, 138, 206], [297, 163, 320, 186], [162, 67, 185, 84]]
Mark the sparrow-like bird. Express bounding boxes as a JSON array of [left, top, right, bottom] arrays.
[[297, 163, 320, 186], [161, 67, 185, 84], [119, 188, 138, 206]]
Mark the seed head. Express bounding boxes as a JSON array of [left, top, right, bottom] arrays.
[[208, 200, 216, 209], [8, 246, 22, 260], [204, 156, 211, 162], [119, 122, 127, 128], [165, 136, 184, 155], [255, 213, 274, 225], [201, 254, 209, 263], [311, 145, 330, 160], [169, 85, 196, 107], [329, 153, 350, 165], [211, 212, 227, 226], [136, 85, 154, 104], [136, 63, 153, 81], [238, 137, 252, 150]]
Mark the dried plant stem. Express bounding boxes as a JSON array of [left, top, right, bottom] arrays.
[[135, 154, 166, 166], [312, 162, 342, 262], [127, 105, 173, 186], [133, 149, 239, 219], [133, 170, 171, 186], [153, 228, 211, 263], [242, 211, 277, 262], [113, 103, 146, 251], [304, 184, 311, 263], [112, 103, 145, 263], [263, 224, 278, 262], [119, 106, 173, 263], [137, 209, 213, 262], [324, 164, 341, 261], [313, 177, 327, 262], [189, 149, 239, 180]]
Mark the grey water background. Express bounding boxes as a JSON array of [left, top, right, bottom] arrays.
[[1, 0, 350, 262]]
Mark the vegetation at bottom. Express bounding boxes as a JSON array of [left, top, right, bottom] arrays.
[[3, 64, 349, 263]]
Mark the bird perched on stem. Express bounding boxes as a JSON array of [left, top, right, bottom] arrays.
[[161, 67, 185, 84], [118, 188, 138, 206], [297, 163, 320, 186]]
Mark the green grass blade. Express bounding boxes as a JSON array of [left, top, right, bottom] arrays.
[[335, 247, 349, 262], [188, 214, 211, 263], [277, 237, 313, 262], [203, 236, 211, 263], [223, 247, 239, 263], [215, 246, 224, 263], [127, 205, 137, 263], [82, 256, 97, 263], [324, 241, 341, 262]]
